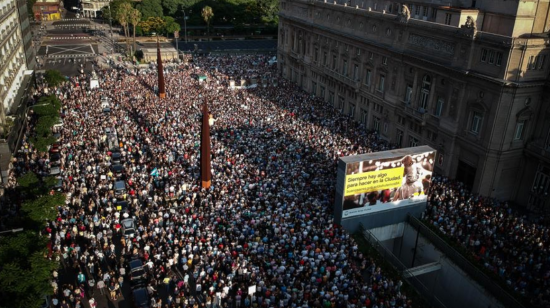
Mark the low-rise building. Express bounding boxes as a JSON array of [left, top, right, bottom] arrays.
[[32, 0, 61, 21]]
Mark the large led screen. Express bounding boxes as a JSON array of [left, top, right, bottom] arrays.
[[337, 146, 436, 219]]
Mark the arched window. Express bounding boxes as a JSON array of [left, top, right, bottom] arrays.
[[420, 75, 431, 110]]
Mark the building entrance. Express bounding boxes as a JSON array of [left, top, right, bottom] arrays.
[[456, 160, 476, 189]]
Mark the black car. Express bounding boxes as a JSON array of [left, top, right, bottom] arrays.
[[129, 259, 147, 287], [116, 200, 129, 212], [111, 164, 125, 178], [132, 287, 149, 308], [112, 151, 122, 164]]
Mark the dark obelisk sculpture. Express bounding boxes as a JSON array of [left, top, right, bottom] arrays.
[[200, 101, 212, 189], [157, 40, 166, 98]]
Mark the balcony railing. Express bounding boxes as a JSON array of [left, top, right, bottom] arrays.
[[403, 101, 427, 123], [0, 4, 16, 25]]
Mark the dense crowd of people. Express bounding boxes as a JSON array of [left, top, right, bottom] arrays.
[[11, 54, 413, 308], [425, 177, 550, 307], [3, 53, 549, 308]]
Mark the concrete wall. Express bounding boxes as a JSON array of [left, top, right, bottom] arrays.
[[375, 223, 505, 308]]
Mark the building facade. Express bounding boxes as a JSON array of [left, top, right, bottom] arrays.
[[278, 0, 550, 212], [16, 0, 35, 69], [32, 0, 61, 21], [1, 0, 28, 117], [81, 0, 110, 18]]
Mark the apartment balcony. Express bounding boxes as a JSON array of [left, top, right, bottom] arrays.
[[322, 67, 361, 90], [402, 101, 427, 124], [0, 4, 16, 25], [0, 24, 18, 51], [0, 40, 22, 79]]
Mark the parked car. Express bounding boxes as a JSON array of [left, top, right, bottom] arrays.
[[50, 166, 61, 176], [116, 200, 129, 212]]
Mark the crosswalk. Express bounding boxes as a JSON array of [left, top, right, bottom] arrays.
[[54, 24, 92, 28], [48, 53, 97, 58], [47, 36, 90, 40]]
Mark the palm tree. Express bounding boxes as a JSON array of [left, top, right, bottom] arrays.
[[129, 8, 142, 54], [116, 2, 132, 54], [201, 6, 214, 36]]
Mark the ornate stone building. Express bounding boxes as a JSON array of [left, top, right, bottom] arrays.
[[1, 0, 29, 117], [81, 0, 111, 18], [278, 0, 550, 212]]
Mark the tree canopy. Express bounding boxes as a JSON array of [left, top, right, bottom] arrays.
[[138, 0, 165, 19], [43, 70, 65, 88]]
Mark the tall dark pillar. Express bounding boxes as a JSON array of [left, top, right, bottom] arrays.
[[157, 40, 166, 98], [201, 101, 212, 189]]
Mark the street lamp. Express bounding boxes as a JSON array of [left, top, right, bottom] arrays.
[[182, 9, 191, 43], [107, 3, 114, 52], [0, 228, 24, 235]]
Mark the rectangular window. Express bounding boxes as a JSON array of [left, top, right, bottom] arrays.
[[528, 56, 535, 70], [348, 103, 355, 117], [378, 74, 385, 92], [481, 49, 488, 62], [384, 122, 389, 133], [514, 121, 525, 140], [537, 55, 546, 70], [323, 52, 328, 66], [396, 129, 403, 147], [409, 136, 419, 147], [496, 52, 503, 66], [314, 48, 319, 62], [369, 52, 374, 60], [423, 6, 428, 16], [488, 50, 495, 64], [431, 8, 437, 18], [470, 112, 483, 135], [435, 98, 444, 117], [332, 55, 337, 70], [311, 82, 317, 96], [343, 59, 348, 76], [365, 69, 371, 86], [427, 130, 438, 141], [320, 86, 325, 99], [415, 6, 420, 16], [405, 84, 413, 103], [360, 108, 368, 125], [420, 90, 429, 110], [373, 117, 380, 132], [382, 57, 388, 65], [445, 13, 452, 25], [329, 91, 335, 105], [338, 96, 345, 111], [353, 64, 359, 81]]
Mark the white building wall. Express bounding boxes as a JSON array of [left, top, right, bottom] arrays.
[[0, 0, 28, 113]]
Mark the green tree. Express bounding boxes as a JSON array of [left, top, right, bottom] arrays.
[[161, 0, 182, 16], [22, 193, 65, 224], [0, 232, 58, 308], [116, 2, 133, 54], [140, 16, 166, 38], [30, 95, 61, 153], [163, 16, 181, 36], [101, 0, 131, 23], [138, 0, 164, 19], [129, 8, 142, 54], [201, 5, 214, 35], [43, 70, 65, 88]]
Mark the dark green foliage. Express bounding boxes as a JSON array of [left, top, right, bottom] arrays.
[[0, 232, 58, 308], [138, 0, 164, 19], [43, 70, 65, 88], [22, 193, 65, 224]]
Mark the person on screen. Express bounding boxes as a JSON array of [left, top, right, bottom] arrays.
[[393, 155, 423, 201]]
